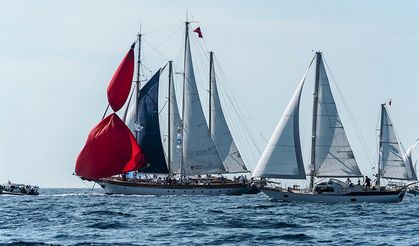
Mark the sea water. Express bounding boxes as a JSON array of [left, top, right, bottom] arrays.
[[0, 188, 418, 245]]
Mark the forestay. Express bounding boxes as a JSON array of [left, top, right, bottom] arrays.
[[313, 55, 362, 177]]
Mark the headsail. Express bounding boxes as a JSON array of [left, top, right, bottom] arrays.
[[209, 53, 247, 173], [252, 70, 308, 179], [380, 105, 417, 180], [313, 53, 362, 177], [125, 70, 169, 173], [182, 24, 225, 176], [107, 45, 136, 112]]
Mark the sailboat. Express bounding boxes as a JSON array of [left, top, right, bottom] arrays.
[[377, 102, 418, 185], [75, 20, 253, 195], [252, 52, 406, 203], [377, 102, 419, 194]]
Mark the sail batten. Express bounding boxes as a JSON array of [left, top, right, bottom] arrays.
[[313, 54, 362, 178]]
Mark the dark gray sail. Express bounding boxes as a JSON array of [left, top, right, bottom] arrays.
[[125, 70, 169, 173]]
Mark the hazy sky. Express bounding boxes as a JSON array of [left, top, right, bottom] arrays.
[[1, 1, 419, 187]]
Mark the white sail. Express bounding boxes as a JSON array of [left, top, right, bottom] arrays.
[[313, 55, 362, 177], [252, 73, 307, 179], [380, 106, 417, 180], [404, 139, 419, 168], [182, 30, 225, 176], [210, 58, 247, 173], [169, 72, 182, 174], [123, 84, 138, 136]]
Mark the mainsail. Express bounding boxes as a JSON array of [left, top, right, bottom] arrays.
[[209, 53, 247, 173], [312, 53, 362, 177], [252, 71, 308, 179], [379, 105, 417, 180], [182, 23, 225, 175], [125, 70, 169, 174]]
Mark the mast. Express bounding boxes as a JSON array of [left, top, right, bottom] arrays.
[[309, 52, 322, 191], [377, 103, 385, 188], [208, 51, 214, 133], [168, 61, 173, 175], [180, 18, 190, 183], [135, 32, 143, 141]]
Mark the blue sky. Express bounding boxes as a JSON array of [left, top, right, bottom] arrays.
[[1, 0, 418, 187]]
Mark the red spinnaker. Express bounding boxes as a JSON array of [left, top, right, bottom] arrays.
[[75, 113, 146, 179], [107, 47, 135, 112]]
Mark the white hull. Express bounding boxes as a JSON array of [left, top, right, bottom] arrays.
[[262, 188, 405, 203], [97, 180, 252, 196]]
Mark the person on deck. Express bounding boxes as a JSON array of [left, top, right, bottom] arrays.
[[364, 176, 371, 190]]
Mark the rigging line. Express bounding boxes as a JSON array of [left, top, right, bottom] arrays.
[[322, 56, 375, 166], [142, 25, 183, 62], [213, 57, 263, 154], [210, 56, 258, 156], [142, 38, 169, 61], [101, 104, 110, 120], [140, 63, 153, 77], [142, 23, 183, 35], [159, 100, 168, 115]]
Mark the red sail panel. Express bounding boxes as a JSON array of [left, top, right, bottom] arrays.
[[75, 113, 146, 179], [107, 47, 135, 112]]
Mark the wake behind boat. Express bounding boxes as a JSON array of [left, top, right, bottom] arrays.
[[75, 17, 256, 196], [252, 52, 412, 203]]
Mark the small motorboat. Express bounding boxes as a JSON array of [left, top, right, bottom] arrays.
[[0, 181, 39, 195]]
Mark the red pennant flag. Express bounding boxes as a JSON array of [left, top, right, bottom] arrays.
[[193, 27, 203, 38], [75, 113, 147, 179], [107, 47, 135, 112]]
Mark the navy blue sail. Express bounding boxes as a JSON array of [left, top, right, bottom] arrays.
[[136, 70, 169, 173]]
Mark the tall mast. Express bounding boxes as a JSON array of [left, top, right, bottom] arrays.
[[309, 52, 322, 191], [180, 18, 190, 183], [377, 103, 385, 188], [167, 61, 173, 176], [135, 31, 143, 141], [208, 51, 214, 133]]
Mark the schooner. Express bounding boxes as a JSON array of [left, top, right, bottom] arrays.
[[75, 19, 254, 195]]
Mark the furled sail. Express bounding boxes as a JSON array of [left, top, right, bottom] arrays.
[[182, 28, 225, 176], [252, 72, 308, 179], [107, 45, 135, 112], [313, 54, 362, 177], [75, 113, 146, 179], [125, 70, 169, 173], [209, 56, 247, 173], [380, 106, 417, 180]]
